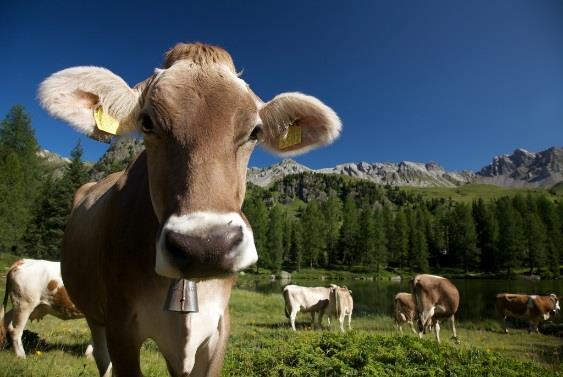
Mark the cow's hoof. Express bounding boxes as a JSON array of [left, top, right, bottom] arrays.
[[452, 337, 460, 345]]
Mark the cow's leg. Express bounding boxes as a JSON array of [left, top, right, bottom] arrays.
[[339, 313, 345, 333], [84, 343, 94, 359], [397, 322, 403, 333], [347, 312, 352, 331], [290, 309, 298, 331], [409, 321, 417, 335], [318, 309, 324, 329], [450, 316, 460, 344], [106, 319, 143, 377], [86, 320, 112, 377], [7, 305, 33, 358], [310, 312, 316, 329], [502, 316, 509, 333], [433, 320, 441, 343]]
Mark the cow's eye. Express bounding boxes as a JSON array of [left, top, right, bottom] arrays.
[[140, 114, 154, 133], [249, 125, 263, 142]]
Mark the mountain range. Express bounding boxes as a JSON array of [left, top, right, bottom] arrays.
[[39, 142, 562, 189], [247, 147, 562, 188]]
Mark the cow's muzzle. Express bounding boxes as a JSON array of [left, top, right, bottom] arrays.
[[155, 212, 258, 279]]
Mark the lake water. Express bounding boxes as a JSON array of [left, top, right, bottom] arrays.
[[237, 277, 563, 323]]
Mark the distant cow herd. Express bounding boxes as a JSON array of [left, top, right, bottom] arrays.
[[282, 274, 559, 345]]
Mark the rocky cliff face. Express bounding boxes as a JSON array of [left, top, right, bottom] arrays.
[[317, 161, 474, 187], [89, 138, 145, 180], [476, 147, 562, 188], [248, 159, 474, 187]]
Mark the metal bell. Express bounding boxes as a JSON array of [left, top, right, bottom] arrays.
[[165, 279, 199, 313]]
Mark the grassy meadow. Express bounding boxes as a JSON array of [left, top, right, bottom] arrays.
[[0, 255, 561, 376]]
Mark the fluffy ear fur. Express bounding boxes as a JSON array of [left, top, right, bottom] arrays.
[[38, 66, 140, 139], [259, 92, 341, 156]]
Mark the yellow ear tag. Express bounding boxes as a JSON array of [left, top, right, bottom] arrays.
[[94, 106, 121, 135], [278, 124, 302, 150]]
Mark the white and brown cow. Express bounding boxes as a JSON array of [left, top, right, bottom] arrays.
[[411, 274, 460, 343], [496, 293, 560, 334], [38, 43, 340, 376], [0, 259, 91, 358], [283, 285, 332, 331], [327, 284, 353, 332], [394, 292, 417, 335]]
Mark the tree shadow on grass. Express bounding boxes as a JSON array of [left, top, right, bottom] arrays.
[[2, 330, 90, 357]]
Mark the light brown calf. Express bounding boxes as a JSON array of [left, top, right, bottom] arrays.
[[394, 292, 417, 334], [328, 285, 353, 332]]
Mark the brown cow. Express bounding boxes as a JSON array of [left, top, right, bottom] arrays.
[[0, 259, 91, 358], [394, 292, 417, 335], [38, 43, 340, 377], [496, 293, 560, 334], [412, 274, 460, 343]]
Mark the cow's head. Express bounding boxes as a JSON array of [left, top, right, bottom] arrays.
[[38, 43, 341, 279], [549, 294, 560, 317]]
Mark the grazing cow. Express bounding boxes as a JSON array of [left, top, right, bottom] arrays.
[[327, 284, 353, 332], [0, 259, 92, 358], [394, 292, 417, 335], [496, 293, 560, 334], [283, 285, 331, 331], [38, 43, 340, 376], [412, 274, 460, 343]]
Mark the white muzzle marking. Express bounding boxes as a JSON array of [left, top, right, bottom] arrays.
[[155, 212, 258, 279]]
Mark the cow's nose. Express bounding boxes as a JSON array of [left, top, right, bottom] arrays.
[[164, 225, 243, 276]]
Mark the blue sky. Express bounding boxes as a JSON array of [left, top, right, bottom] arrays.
[[1, 0, 562, 171]]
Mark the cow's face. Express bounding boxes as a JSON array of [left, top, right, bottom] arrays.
[[550, 294, 560, 317], [38, 43, 341, 279]]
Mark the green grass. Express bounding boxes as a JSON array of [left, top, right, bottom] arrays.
[[403, 184, 561, 204], [0, 256, 561, 376]]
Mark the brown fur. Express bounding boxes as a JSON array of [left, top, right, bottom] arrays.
[[47, 280, 58, 291], [164, 42, 236, 72], [51, 287, 83, 319]]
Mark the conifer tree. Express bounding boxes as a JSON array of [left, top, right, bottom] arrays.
[[372, 209, 388, 273], [243, 196, 268, 272], [472, 199, 499, 273], [390, 210, 409, 270], [537, 197, 561, 277], [448, 203, 478, 273], [267, 204, 284, 272], [0, 105, 41, 253], [495, 198, 525, 276], [322, 196, 342, 265], [339, 195, 359, 265], [301, 200, 326, 268], [286, 219, 303, 271], [358, 208, 376, 266]]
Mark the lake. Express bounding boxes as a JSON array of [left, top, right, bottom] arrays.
[[237, 276, 563, 323]]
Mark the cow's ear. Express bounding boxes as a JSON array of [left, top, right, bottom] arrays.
[[38, 66, 140, 142], [259, 92, 341, 156]]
